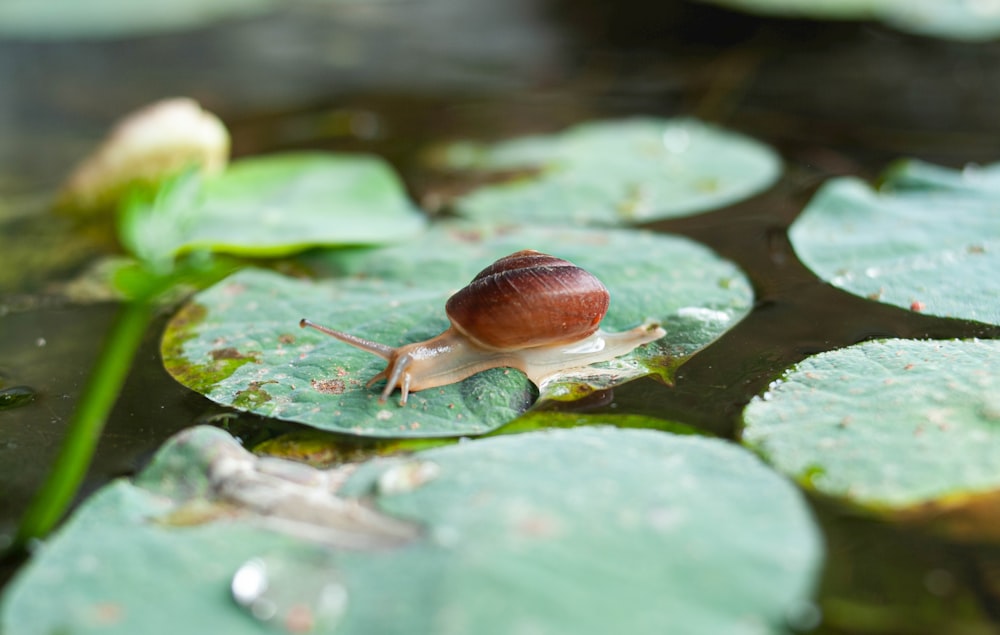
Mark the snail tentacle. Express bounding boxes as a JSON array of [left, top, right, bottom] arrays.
[[299, 319, 393, 359]]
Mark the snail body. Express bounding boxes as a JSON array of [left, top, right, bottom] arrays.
[[300, 250, 665, 405]]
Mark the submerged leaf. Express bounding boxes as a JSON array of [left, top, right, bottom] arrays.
[[162, 224, 753, 437], [742, 339, 1000, 512], [789, 166, 1000, 326], [1, 424, 823, 635], [435, 117, 781, 226]]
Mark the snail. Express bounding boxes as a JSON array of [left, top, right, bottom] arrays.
[[299, 250, 665, 405]]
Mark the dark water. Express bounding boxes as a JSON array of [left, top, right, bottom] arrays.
[[3, 1, 1000, 631]]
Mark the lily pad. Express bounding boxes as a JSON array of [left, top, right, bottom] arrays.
[[1, 424, 823, 635], [788, 169, 1000, 326], [121, 152, 427, 265], [162, 224, 754, 437], [742, 338, 1000, 510], [0, 0, 277, 39], [697, 0, 1000, 41], [435, 117, 781, 226], [881, 158, 1000, 194]]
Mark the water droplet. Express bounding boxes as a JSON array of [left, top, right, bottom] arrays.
[[662, 126, 691, 154], [232, 552, 347, 632], [0, 385, 36, 410]]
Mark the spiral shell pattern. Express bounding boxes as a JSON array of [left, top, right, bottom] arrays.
[[445, 250, 610, 350]]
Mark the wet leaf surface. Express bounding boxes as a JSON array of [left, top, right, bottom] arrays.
[[162, 224, 753, 437], [789, 162, 1000, 326], [434, 118, 781, 226], [1, 424, 823, 635], [742, 339, 1000, 511]]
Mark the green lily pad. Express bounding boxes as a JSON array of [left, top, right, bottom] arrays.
[[697, 0, 1000, 41], [878, 0, 1000, 41], [881, 158, 1000, 193], [435, 117, 781, 226], [121, 152, 426, 266], [788, 168, 1000, 326], [162, 224, 753, 437], [0, 0, 277, 39], [1, 424, 823, 635], [742, 339, 1000, 509]]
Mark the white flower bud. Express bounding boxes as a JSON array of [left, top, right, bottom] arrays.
[[56, 97, 230, 217]]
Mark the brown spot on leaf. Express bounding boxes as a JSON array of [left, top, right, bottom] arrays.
[[233, 380, 276, 408], [311, 378, 346, 394], [223, 282, 247, 296], [90, 602, 124, 626], [210, 347, 250, 361], [156, 500, 244, 527], [278, 333, 296, 344]]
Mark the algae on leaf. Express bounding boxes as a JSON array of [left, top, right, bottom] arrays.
[[743, 339, 1000, 510], [162, 224, 754, 437], [789, 164, 1000, 326], [1, 424, 823, 635], [435, 117, 781, 226]]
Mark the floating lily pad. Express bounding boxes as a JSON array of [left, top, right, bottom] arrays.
[[435, 118, 781, 226], [121, 152, 426, 265], [698, 0, 1000, 41], [162, 224, 753, 437], [881, 158, 1000, 193], [0, 0, 277, 39], [1, 424, 823, 635], [789, 168, 1000, 326], [742, 339, 1000, 511]]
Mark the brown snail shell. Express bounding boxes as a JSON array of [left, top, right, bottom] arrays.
[[300, 249, 664, 406], [445, 250, 609, 350]]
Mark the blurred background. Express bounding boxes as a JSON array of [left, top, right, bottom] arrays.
[[4, 0, 1000, 631]]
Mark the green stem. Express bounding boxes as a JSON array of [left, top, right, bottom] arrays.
[[13, 300, 154, 547]]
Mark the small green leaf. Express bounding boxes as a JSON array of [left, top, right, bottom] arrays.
[[436, 117, 781, 226], [789, 168, 1000, 326], [742, 339, 1000, 509], [162, 224, 754, 437], [1, 424, 823, 635], [120, 152, 426, 262]]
